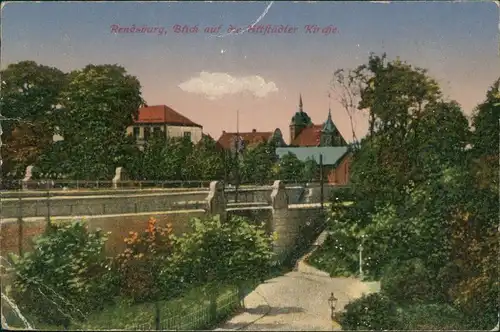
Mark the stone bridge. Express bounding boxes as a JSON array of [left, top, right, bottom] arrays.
[[1, 181, 343, 263]]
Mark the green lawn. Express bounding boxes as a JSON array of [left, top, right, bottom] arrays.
[[8, 284, 242, 331], [75, 284, 240, 330]]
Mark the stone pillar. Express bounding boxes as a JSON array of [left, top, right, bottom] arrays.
[[270, 180, 297, 264], [112, 167, 128, 189], [206, 181, 227, 221], [21, 165, 34, 190]]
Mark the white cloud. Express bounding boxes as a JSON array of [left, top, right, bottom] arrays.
[[178, 71, 278, 100]]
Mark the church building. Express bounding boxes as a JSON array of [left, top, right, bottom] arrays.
[[276, 95, 352, 185], [289, 95, 347, 147]]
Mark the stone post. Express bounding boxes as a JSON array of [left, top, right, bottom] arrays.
[[112, 167, 128, 189], [206, 181, 227, 221], [270, 180, 294, 264], [304, 184, 321, 204], [21, 165, 34, 190]]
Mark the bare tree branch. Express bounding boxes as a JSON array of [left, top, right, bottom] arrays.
[[329, 68, 363, 149]]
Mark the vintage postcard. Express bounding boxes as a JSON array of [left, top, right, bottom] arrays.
[[1, 1, 499, 331]]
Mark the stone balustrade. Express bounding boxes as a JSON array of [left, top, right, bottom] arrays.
[[3, 175, 330, 264]]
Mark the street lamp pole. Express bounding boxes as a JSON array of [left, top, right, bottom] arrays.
[[358, 235, 365, 280], [319, 153, 324, 209], [359, 244, 363, 279], [234, 109, 240, 203], [328, 292, 338, 321]]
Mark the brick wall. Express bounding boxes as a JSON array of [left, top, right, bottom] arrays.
[[1, 210, 207, 257]]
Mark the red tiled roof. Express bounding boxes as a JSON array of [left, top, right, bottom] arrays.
[[291, 125, 322, 147], [135, 105, 202, 127], [217, 130, 273, 150]]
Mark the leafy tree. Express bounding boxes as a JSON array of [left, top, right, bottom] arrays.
[[358, 54, 441, 134], [0, 61, 67, 178], [443, 177, 499, 329], [240, 142, 275, 184], [348, 54, 447, 203], [277, 152, 304, 182], [381, 258, 442, 305], [470, 78, 500, 192], [27, 142, 65, 179], [349, 135, 397, 205], [415, 101, 470, 176], [10, 220, 117, 329], [448, 223, 499, 329], [471, 78, 500, 158], [188, 135, 225, 181], [129, 136, 170, 181], [358, 165, 475, 279], [440, 79, 500, 329], [120, 130, 198, 183], [302, 157, 319, 182], [223, 149, 239, 185], [46, 64, 144, 180], [312, 56, 497, 331]]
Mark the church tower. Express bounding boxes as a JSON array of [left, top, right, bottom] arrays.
[[289, 94, 312, 143], [320, 107, 346, 147]]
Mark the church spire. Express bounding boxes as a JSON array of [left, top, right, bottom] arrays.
[[322, 107, 335, 133]]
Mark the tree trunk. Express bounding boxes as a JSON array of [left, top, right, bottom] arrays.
[[237, 282, 246, 308], [155, 301, 161, 330], [208, 284, 218, 322]]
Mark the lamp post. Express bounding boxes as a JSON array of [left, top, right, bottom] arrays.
[[319, 153, 324, 209], [234, 109, 243, 203], [328, 292, 338, 320], [358, 235, 365, 280]]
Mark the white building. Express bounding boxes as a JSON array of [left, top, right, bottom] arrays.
[[126, 104, 203, 148]]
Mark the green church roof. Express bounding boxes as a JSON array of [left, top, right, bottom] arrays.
[[275, 146, 349, 165], [291, 94, 313, 126], [291, 110, 312, 126], [322, 108, 336, 132]]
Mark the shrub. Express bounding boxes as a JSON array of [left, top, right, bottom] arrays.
[[397, 304, 466, 330], [114, 217, 177, 303], [10, 219, 117, 329], [329, 185, 355, 205], [307, 213, 361, 277], [172, 215, 275, 288], [307, 191, 375, 278], [381, 258, 443, 305], [339, 293, 401, 330]]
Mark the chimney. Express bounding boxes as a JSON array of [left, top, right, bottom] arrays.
[[222, 130, 226, 134], [252, 129, 256, 133]]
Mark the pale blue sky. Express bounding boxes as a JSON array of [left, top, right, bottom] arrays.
[[2, 1, 499, 141]]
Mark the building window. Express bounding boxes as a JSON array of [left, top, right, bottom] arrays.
[[183, 131, 191, 139], [133, 127, 140, 139], [144, 127, 151, 141], [153, 126, 162, 137]]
